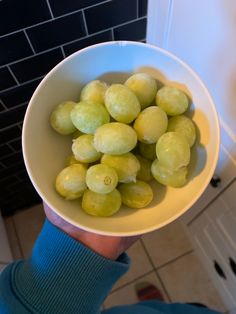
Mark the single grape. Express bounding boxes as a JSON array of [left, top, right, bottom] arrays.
[[86, 164, 118, 194], [50, 101, 77, 135], [94, 122, 137, 155], [151, 159, 187, 187], [125, 73, 157, 109], [104, 84, 141, 123], [167, 115, 196, 147], [55, 164, 87, 200], [80, 80, 108, 105], [101, 152, 140, 183], [136, 155, 153, 182], [118, 181, 153, 209], [65, 155, 88, 167], [70, 100, 110, 134], [156, 132, 190, 171], [82, 189, 121, 217], [138, 142, 156, 161], [156, 86, 189, 116], [72, 134, 102, 163], [133, 106, 168, 144]]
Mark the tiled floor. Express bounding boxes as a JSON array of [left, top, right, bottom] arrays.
[[3, 204, 226, 313]]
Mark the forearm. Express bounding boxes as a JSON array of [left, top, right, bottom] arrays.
[[0, 219, 130, 314]]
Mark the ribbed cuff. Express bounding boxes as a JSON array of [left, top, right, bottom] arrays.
[[11, 220, 130, 314]]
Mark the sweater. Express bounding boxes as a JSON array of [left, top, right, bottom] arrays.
[[0, 219, 221, 314]]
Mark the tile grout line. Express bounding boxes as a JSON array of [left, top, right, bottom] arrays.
[[60, 46, 66, 58], [136, 0, 139, 18], [140, 238, 172, 302], [0, 99, 8, 110], [155, 249, 194, 271], [1, 0, 111, 39], [81, 9, 89, 36], [0, 76, 43, 94], [110, 28, 115, 41], [0, 16, 147, 72], [45, 0, 54, 18], [7, 65, 20, 85], [0, 0, 129, 41], [23, 30, 36, 54]]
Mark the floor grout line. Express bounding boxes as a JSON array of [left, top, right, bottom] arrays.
[[155, 249, 194, 271], [140, 238, 172, 302]]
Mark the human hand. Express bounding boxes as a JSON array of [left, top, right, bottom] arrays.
[[43, 202, 140, 261]]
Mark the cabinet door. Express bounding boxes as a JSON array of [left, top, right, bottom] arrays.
[[189, 213, 236, 309]]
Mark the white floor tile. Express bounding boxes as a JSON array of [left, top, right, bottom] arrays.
[[142, 220, 193, 268], [158, 252, 227, 313]]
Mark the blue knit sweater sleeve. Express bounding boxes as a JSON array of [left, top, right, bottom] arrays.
[[0, 219, 222, 314]]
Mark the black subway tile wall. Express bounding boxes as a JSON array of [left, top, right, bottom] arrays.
[[0, 0, 148, 215]]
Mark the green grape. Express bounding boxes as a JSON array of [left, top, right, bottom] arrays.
[[80, 80, 108, 105], [167, 115, 196, 147], [151, 159, 187, 187], [156, 132, 190, 171], [156, 86, 189, 116], [133, 106, 168, 144], [101, 152, 140, 183], [70, 100, 110, 134], [50, 101, 77, 135], [125, 73, 157, 109], [136, 155, 153, 182], [138, 142, 156, 161], [118, 181, 153, 209], [94, 122, 137, 155], [72, 134, 102, 163], [86, 164, 118, 194], [82, 189, 121, 217], [65, 155, 88, 167], [55, 164, 87, 200], [104, 84, 141, 123]]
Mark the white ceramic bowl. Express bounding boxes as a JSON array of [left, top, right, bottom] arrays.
[[22, 41, 220, 236]]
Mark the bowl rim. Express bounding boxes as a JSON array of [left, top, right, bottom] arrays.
[[22, 40, 220, 236]]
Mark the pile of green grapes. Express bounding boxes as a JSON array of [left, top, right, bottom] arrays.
[[50, 73, 196, 217]]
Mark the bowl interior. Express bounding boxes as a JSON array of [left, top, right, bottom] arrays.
[[23, 41, 219, 236]]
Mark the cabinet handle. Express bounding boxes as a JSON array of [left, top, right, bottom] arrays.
[[229, 257, 236, 276], [210, 177, 221, 188], [214, 260, 226, 279]]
